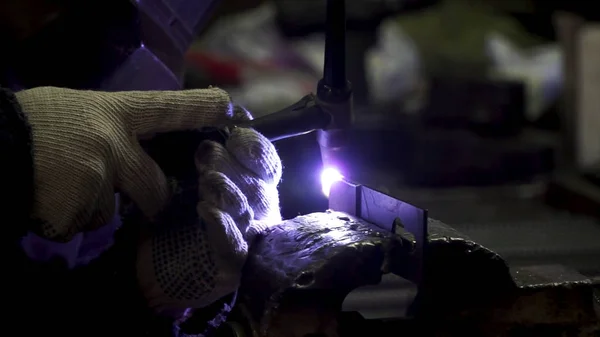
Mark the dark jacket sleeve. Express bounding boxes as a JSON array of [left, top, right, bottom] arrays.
[[0, 87, 34, 242]]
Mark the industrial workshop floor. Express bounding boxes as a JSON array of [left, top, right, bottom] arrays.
[[343, 167, 600, 319]]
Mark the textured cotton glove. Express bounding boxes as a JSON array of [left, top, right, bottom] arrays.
[[137, 107, 283, 315], [15, 86, 234, 242]]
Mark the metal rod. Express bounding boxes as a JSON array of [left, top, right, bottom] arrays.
[[322, 0, 347, 90], [232, 95, 331, 142]]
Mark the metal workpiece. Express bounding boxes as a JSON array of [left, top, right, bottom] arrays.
[[233, 211, 410, 337], [225, 212, 435, 337], [328, 180, 429, 283], [226, 209, 600, 336]]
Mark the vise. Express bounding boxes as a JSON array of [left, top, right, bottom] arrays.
[[220, 180, 600, 337]]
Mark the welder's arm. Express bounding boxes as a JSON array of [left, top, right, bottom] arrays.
[[1, 86, 246, 265], [0, 88, 35, 246], [0, 86, 282, 335]]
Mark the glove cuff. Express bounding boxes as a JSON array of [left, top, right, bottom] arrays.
[[173, 292, 238, 337], [0, 88, 35, 241]]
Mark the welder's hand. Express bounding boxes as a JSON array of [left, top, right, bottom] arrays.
[[15, 86, 234, 242], [136, 106, 283, 314]]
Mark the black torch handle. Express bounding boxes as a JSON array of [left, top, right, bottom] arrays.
[[322, 0, 347, 91]]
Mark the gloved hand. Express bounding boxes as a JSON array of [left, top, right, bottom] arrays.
[[16, 86, 234, 242], [136, 106, 283, 315]]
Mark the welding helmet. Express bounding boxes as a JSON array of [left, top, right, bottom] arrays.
[[0, 0, 219, 91]]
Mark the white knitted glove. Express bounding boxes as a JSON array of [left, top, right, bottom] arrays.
[[136, 107, 283, 315], [15, 86, 234, 242]]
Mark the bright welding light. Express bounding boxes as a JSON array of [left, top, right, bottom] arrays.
[[320, 167, 343, 197]]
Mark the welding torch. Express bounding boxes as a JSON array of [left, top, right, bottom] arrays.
[[143, 0, 352, 199], [231, 0, 353, 176]]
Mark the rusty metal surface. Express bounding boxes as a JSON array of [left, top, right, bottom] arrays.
[[230, 211, 600, 337], [236, 211, 410, 337]]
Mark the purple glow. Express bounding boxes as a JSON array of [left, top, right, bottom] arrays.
[[321, 167, 343, 197]]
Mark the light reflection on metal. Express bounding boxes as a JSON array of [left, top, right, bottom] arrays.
[[320, 167, 344, 197]]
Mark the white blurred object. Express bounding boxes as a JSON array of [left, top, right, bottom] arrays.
[[200, 4, 284, 65], [292, 34, 327, 73], [486, 33, 563, 121], [199, 3, 319, 114], [365, 19, 422, 103]]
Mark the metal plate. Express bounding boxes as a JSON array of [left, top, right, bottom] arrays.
[[329, 180, 428, 282]]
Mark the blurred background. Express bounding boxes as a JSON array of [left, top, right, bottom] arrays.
[[184, 0, 600, 288]]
